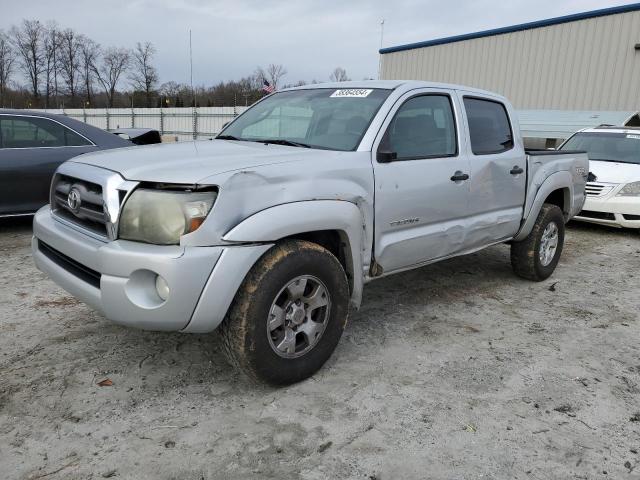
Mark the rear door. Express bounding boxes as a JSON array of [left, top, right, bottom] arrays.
[[372, 88, 471, 273], [457, 94, 526, 248], [0, 115, 96, 215]]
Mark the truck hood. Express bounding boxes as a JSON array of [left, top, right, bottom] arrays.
[[589, 160, 640, 184], [70, 140, 330, 183]]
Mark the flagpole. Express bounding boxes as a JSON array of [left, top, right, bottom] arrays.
[[189, 29, 195, 107], [378, 19, 385, 80]]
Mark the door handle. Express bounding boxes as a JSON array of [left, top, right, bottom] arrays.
[[450, 171, 469, 182], [510, 166, 524, 175]]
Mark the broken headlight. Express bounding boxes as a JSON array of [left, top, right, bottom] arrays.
[[119, 188, 217, 245]]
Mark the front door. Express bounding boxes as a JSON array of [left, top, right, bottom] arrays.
[[372, 89, 471, 274]]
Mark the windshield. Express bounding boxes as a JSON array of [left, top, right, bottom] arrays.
[[218, 88, 392, 151], [560, 132, 640, 164]]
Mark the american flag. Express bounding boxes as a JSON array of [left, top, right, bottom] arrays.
[[262, 80, 275, 94]]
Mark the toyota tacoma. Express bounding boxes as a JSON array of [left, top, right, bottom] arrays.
[[32, 81, 588, 384]]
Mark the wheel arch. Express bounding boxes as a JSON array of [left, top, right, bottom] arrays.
[[281, 229, 354, 294], [515, 172, 573, 241], [222, 200, 366, 308], [542, 187, 571, 218]]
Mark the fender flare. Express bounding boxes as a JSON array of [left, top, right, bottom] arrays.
[[223, 200, 366, 308], [514, 171, 573, 241]]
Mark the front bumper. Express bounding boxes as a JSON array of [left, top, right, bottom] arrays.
[[574, 195, 640, 229], [32, 207, 272, 332]]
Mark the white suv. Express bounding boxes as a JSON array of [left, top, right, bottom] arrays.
[[560, 126, 640, 229]]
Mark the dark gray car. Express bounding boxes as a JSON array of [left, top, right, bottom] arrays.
[[0, 110, 131, 216]]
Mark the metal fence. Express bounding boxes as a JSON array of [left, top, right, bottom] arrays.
[[32, 106, 250, 141]]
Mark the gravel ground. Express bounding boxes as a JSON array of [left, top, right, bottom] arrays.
[[1, 217, 639, 480]]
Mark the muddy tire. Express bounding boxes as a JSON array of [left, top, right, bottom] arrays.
[[511, 204, 565, 281], [219, 240, 350, 385]]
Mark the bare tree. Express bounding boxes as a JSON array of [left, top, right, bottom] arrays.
[[92, 47, 129, 107], [43, 23, 60, 108], [79, 36, 99, 106], [10, 20, 46, 101], [329, 67, 350, 82], [255, 64, 287, 89], [0, 31, 15, 106], [252, 66, 266, 88], [129, 41, 158, 107], [49, 23, 60, 105], [265, 63, 287, 89], [58, 28, 82, 104], [159, 81, 182, 97]]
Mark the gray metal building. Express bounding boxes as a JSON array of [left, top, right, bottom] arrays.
[[379, 3, 640, 111]]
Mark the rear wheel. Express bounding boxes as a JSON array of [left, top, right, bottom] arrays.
[[219, 240, 350, 385], [511, 203, 565, 281]]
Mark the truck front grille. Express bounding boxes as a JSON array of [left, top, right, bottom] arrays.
[[51, 174, 108, 238], [38, 240, 101, 288], [585, 182, 614, 197]]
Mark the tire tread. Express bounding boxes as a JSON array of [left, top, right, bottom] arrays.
[[218, 240, 347, 384], [511, 203, 565, 281]]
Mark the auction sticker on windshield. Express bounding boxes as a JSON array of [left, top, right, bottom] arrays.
[[330, 89, 373, 98]]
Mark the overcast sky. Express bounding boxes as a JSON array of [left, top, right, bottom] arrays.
[[1, 0, 636, 87]]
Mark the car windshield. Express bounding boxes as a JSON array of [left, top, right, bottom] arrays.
[[560, 132, 640, 164], [218, 88, 392, 151]]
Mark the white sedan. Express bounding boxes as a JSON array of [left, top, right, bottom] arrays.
[[559, 127, 640, 229]]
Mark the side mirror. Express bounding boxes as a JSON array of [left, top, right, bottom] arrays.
[[377, 150, 397, 163]]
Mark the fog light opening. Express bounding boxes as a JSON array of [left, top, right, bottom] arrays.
[[155, 275, 170, 301]]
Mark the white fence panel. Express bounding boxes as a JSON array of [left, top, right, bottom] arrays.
[[31, 106, 251, 141]]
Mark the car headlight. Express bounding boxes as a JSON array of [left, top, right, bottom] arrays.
[[616, 181, 640, 197], [119, 188, 217, 244]]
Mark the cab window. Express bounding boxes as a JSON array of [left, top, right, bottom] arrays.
[[463, 97, 513, 155], [380, 95, 457, 160]]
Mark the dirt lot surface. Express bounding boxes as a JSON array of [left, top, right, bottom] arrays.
[[1, 217, 639, 480]]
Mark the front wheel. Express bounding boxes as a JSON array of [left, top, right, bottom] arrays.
[[511, 203, 565, 281], [219, 240, 350, 385]]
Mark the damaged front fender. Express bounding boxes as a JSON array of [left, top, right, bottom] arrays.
[[223, 200, 367, 308]]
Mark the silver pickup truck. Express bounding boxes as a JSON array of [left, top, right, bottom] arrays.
[[32, 81, 588, 384]]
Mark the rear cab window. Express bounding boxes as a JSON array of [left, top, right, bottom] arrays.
[[463, 97, 513, 155], [0, 115, 92, 149]]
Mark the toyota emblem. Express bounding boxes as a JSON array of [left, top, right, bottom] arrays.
[[67, 188, 81, 213]]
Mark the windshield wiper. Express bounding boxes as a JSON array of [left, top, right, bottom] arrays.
[[257, 139, 312, 148], [216, 134, 241, 140]]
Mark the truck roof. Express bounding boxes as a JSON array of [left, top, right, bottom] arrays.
[[283, 80, 507, 100]]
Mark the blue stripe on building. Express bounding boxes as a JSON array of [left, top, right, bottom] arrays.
[[379, 3, 640, 54]]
